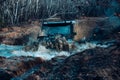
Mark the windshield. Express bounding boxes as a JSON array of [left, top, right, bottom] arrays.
[[42, 25, 71, 35]]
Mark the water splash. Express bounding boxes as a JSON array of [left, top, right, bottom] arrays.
[[0, 44, 23, 58], [12, 45, 70, 60], [0, 41, 112, 60]]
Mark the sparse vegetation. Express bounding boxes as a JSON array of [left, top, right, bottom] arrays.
[[0, 0, 120, 26]]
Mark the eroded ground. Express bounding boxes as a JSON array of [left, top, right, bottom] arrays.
[[0, 17, 120, 80]]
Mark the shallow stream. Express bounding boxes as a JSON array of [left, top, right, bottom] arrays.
[[0, 41, 111, 60]]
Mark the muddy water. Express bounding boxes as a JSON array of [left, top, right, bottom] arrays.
[[0, 41, 112, 60], [0, 41, 113, 80]]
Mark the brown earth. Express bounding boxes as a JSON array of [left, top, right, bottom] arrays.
[[0, 56, 44, 80], [0, 41, 119, 80], [24, 27, 120, 80], [0, 17, 119, 45], [74, 17, 108, 41], [25, 42, 120, 80], [74, 17, 120, 42], [0, 21, 41, 45], [0, 18, 119, 80]]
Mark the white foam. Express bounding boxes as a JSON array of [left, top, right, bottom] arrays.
[[75, 42, 110, 52], [12, 45, 70, 60], [0, 42, 111, 60]]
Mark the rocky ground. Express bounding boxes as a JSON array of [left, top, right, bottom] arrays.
[[0, 18, 120, 80], [0, 42, 119, 80], [23, 41, 120, 80], [0, 56, 44, 80], [0, 20, 40, 45], [0, 26, 119, 80]]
